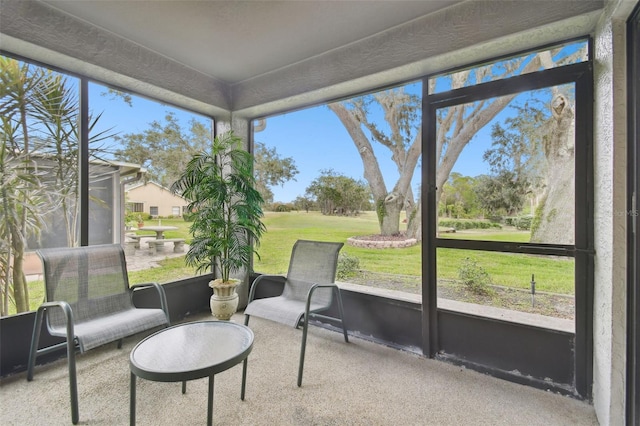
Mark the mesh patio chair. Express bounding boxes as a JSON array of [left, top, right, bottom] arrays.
[[244, 240, 348, 386], [27, 244, 170, 425]]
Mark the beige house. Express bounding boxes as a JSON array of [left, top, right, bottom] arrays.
[[126, 181, 188, 218]]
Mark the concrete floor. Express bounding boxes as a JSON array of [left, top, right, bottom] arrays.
[[1, 312, 598, 426]]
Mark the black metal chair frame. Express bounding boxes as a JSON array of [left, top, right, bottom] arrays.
[[244, 240, 349, 386], [26, 244, 170, 425]]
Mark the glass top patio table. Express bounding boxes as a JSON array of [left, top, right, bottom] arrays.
[[129, 320, 254, 426]]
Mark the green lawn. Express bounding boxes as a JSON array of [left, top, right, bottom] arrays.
[[13, 211, 574, 315], [149, 212, 573, 294], [255, 211, 574, 294]]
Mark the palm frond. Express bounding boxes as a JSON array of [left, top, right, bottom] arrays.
[[171, 131, 265, 282]]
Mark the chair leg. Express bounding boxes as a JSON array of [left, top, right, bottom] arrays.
[[241, 358, 248, 400], [67, 337, 79, 425], [244, 314, 250, 326], [27, 308, 80, 424], [334, 288, 349, 343], [27, 308, 45, 381], [298, 313, 309, 387]]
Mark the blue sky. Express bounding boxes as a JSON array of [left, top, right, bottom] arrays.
[[89, 82, 193, 142], [255, 104, 420, 203], [90, 81, 502, 204], [90, 81, 496, 203], [17, 39, 584, 204]]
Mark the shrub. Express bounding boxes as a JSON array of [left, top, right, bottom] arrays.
[[183, 212, 197, 222], [438, 219, 501, 230], [458, 258, 493, 296], [272, 203, 292, 212], [505, 216, 532, 230], [487, 215, 504, 224], [515, 215, 533, 230], [337, 252, 360, 280], [125, 212, 138, 223]]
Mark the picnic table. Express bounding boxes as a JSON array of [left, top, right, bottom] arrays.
[[139, 225, 178, 239]]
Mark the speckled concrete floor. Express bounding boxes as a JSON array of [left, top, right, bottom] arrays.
[[1, 313, 598, 426]]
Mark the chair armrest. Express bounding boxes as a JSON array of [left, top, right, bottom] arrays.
[[38, 300, 75, 340], [307, 282, 338, 295], [311, 283, 338, 289], [305, 283, 339, 312], [247, 274, 285, 303], [130, 282, 170, 324]]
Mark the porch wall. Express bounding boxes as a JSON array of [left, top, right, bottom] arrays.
[[591, 0, 636, 424]]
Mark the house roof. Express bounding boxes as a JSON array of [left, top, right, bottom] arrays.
[[1, 1, 603, 118], [125, 181, 187, 201]]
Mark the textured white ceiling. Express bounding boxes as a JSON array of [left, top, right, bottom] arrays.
[[41, 0, 461, 84], [2, 0, 603, 117]]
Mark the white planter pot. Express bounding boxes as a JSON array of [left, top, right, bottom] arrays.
[[209, 279, 240, 321]]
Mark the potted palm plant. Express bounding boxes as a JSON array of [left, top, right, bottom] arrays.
[[171, 131, 265, 320]]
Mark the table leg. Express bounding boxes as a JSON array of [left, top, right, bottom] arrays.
[[130, 373, 136, 426], [207, 375, 214, 426], [241, 358, 248, 400]]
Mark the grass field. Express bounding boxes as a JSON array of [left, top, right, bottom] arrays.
[[254, 211, 574, 295], [13, 211, 575, 315], [125, 212, 575, 295]]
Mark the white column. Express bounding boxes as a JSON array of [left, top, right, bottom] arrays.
[[591, 1, 636, 424]]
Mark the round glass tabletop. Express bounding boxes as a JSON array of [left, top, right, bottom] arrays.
[[130, 320, 253, 382]]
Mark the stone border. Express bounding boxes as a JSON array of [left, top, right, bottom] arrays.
[[346, 237, 418, 249]]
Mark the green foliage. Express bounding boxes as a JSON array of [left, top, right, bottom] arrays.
[[306, 169, 371, 215], [547, 208, 558, 223], [439, 172, 481, 218], [253, 142, 299, 204], [458, 258, 493, 296], [125, 212, 150, 223], [272, 203, 293, 212], [530, 195, 546, 236], [337, 252, 360, 279], [292, 196, 314, 212], [171, 131, 265, 282], [484, 102, 548, 182], [376, 199, 386, 225], [1, 56, 115, 314], [505, 216, 533, 230], [475, 171, 529, 217], [114, 112, 212, 188], [438, 220, 501, 230], [182, 211, 196, 222]]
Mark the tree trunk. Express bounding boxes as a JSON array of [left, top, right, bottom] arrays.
[[12, 251, 29, 313], [530, 94, 575, 244], [377, 192, 404, 235], [329, 102, 422, 236], [13, 97, 31, 312], [406, 199, 422, 241]]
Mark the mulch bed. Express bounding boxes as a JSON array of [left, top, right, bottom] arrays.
[[349, 233, 411, 241]]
